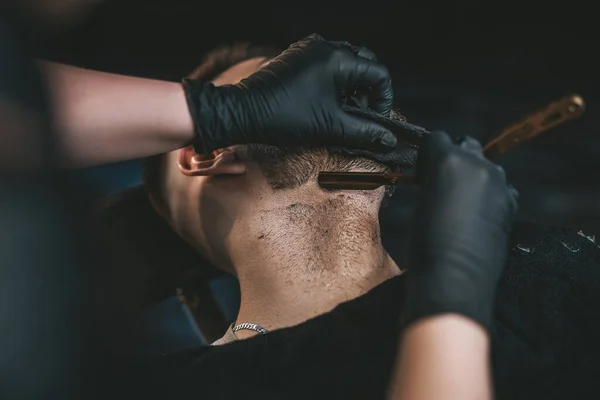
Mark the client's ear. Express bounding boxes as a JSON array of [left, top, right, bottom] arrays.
[[177, 146, 246, 177]]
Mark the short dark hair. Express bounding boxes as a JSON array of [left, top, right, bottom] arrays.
[[144, 43, 399, 209]]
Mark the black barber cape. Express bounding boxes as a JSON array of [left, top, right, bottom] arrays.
[[160, 223, 600, 399]]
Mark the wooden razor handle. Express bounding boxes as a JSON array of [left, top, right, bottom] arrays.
[[319, 94, 586, 190]]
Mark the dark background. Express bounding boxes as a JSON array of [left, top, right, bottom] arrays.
[[37, 0, 599, 233]]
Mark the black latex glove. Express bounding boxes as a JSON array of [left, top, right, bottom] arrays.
[[330, 102, 429, 171], [401, 131, 519, 331], [182, 34, 397, 154]]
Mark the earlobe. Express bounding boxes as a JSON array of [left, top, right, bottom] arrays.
[[178, 146, 246, 177]]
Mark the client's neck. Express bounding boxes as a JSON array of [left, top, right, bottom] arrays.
[[228, 196, 401, 340]]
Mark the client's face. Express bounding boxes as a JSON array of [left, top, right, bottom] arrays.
[[158, 57, 272, 270]]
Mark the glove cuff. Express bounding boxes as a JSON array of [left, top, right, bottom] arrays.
[[181, 79, 222, 155], [399, 297, 494, 334], [399, 271, 496, 333]]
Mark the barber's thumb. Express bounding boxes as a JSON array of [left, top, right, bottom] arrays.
[[508, 184, 520, 216], [340, 113, 397, 151], [413, 131, 452, 183]]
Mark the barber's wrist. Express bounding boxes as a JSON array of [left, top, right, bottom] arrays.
[[155, 80, 196, 147], [182, 79, 211, 154], [182, 79, 249, 155], [403, 313, 490, 342]]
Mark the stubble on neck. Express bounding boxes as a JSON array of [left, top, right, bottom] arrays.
[[227, 196, 401, 339]]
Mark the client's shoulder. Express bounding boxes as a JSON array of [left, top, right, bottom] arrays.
[[504, 222, 600, 288], [493, 222, 600, 398]]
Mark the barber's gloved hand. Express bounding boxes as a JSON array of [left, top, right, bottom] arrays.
[[401, 131, 519, 332], [182, 34, 397, 154]]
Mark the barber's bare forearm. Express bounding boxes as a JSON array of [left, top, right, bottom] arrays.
[[389, 314, 492, 400], [40, 61, 194, 168]]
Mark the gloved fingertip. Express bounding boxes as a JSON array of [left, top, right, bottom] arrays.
[[507, 184, 520, 215], [508, 184, 520, 200], [306, 33, 324, 41], [380, 132, 397, 149], [428, 130, 452, 146], [364, 136, 395, 153], [454, 135, 467, 145], [431, 130, 449, 139]]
